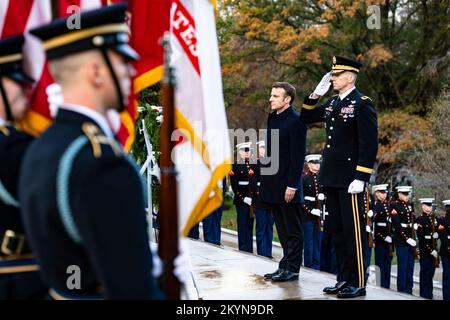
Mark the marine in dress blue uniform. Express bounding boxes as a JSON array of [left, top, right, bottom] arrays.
[[0, 34, 47, 299], [438, 200, 450, 300], [371, 184, 393, 289], [300, 56, 378, 298], [18, 4, 163, 299], [229, 142, 255, 253], [390, 186, 416, 295], [416, 198, 438, 299], [251, 141, 274, 258], [300, 154, 323, 270]]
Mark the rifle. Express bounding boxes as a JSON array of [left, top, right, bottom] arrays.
[[365, 187, 374, 248], [410, 189, 419, 260], [386, 180, 394, 257], [431, 198, 439, 268]]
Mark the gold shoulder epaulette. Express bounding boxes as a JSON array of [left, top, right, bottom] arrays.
[[361, 96, 372, 101], [0, 125, 10, 136], [82, 122, 122, 158]]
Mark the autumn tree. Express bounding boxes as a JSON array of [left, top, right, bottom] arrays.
[[219, 0, 449, 128]]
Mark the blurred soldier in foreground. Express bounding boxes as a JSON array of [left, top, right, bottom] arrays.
[[18, 4, 164, 299], [371, 184, 393, 289], [300, 154, 323, 270], [0, 35, 47, 299]]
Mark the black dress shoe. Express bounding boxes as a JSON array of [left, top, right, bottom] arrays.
[[264, 268, 284, 279], [271, 270, 299, 282], [323, 281, 347, 294], [337, 286, 366, 298]]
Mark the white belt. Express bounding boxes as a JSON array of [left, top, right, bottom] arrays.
[[257, 182, 260, 186], [377, 222, 387, 227], [424, 235, 431, 239], [238, 181, 249, 185], [401, 223, 411, 228], [304, 196, 316, 201]]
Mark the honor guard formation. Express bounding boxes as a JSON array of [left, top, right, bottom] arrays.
[[0, 3, 448, 301]]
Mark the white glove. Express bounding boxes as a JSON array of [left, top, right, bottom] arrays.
[[347, 179, 365, 194], [311, 209, 321, 217], [313, 72, 332, 96], [46, 83, 63, 118], [384, 236, 392, 243], [318, 193, 325, 201], [366, 225, 372, 233], [173, 237, 192, 284], [149, 241, 163, 277], [413, 223, 418, 230], [433, 232, 439, 239], [406, 238, 417, 247], [156, 115, 163, 123], [367, 210, 374, 218], [431, 250, 438, 258], [243, 197, 252, 206]]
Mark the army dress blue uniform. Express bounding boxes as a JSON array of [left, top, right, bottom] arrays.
[[300, 58, 378, 297], [0, 34, 47, 299], [230, 159, 255, 253], [251, 159, 274, 258], [19, 109, 163, 299], [372, 198, 394, 289], [416, 210, 438, 299], [437, 206, 450, 300], [18, 4, 163, 300], [300, 171, 322, 270], [390, 198, 416, 294], [0, 123, 48, 299]]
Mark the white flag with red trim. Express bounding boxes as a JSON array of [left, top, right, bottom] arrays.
[[170, 0, 231, 236]]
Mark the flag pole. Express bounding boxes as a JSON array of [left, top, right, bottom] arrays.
[[50, 0, 59, 20], [158, 31, 180, 299]]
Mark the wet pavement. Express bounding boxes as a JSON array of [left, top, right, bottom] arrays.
[[184, 238, 424, 300]]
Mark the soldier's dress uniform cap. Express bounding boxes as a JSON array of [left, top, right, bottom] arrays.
[[331, 56, 362, 74], [0, 35, 34, 83], [29, 3, 139, 61]]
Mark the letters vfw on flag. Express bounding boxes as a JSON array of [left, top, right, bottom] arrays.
[[170, 0, 231, 236]]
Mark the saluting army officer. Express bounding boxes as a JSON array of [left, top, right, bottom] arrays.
[[390, 186, 416, 295], [18, 4, 163, 299], [0, 35, 47, 299], [438, 200, 450, 300], [371, 184, 393, 289], [300, 56, 378, 298]]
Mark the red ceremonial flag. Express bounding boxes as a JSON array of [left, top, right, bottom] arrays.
[[129, 0, 170, 93]]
